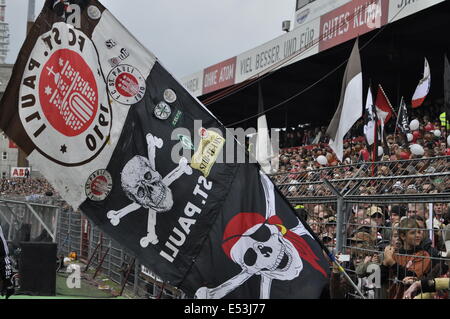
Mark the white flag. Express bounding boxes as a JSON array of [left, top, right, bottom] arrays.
[[326, 39, 363, 162], [256, 84, 277, 174], [412, 57, 431, 108]]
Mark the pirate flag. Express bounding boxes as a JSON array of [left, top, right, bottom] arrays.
[[396, 96, 411, 144], [0, 0, 329, 298]]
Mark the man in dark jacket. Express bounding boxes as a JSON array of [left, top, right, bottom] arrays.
[[0, 224, 14, 298]]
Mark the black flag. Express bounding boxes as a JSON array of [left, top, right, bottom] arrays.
[[0, 0, 329, 299], [396, 97, 410, 144]]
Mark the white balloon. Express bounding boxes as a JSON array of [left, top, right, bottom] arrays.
[[378, 146, 384, 157], [409, 119, 420, 131], [448, 135, 450, 146], [407, 133, 413, 142], [433, 130, 441, 137], [317, 155, 328, 165], [409, 144, 424, 156]]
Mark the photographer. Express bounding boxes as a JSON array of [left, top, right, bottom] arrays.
[[0, 224, 14, 299]]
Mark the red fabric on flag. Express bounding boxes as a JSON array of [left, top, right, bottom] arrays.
[[411, 58, 431, 108], [374, 85, 394, 124], [412, 96, 427, 108]]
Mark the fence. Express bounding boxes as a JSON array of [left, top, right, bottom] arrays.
[[0, 195, 183, 299], [56, 207, 184, 299], [270, 156, 450, 299], [0, 197, 59, 243]]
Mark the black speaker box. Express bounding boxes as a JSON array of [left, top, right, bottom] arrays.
[[19, 242, 57, 296]]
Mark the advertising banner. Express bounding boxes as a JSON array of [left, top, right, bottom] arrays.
[[181, 71, 204, 97], [202, 57, 236, 95], [294, 0, 351, 28], [319, 0, 389, 52], [388, 0, 445, 23], [10, 167, 30, 178], [235, 20, 320, 84]]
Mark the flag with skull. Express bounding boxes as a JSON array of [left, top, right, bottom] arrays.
[[0, 0, 329, 298]]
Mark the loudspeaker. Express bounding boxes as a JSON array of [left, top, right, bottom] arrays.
[[19, 242, 57, 296]]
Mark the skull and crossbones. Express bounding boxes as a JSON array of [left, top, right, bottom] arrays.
[[195, 172, 313, 299], [107, 133, 192, 247]]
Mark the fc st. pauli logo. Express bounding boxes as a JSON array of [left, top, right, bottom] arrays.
[[19, 23, 112, 166]]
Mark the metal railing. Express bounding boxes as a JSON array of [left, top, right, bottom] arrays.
[[0, 194, 182, 299], [271, 156, 449, 204], [56, 207, 184, 299], [0, 197, 59, 242], [271, 156, 450, 299]]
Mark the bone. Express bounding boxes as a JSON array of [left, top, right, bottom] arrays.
[[259, 172, 276, 219], [194, 270, 254, 299], [139, 209, 159, 247], [162, 157, 193, 186], [259, 275, 273, 299], [107, 202, 141, 226], [140, 233, 158, 247], [146, 133, 163, 169]]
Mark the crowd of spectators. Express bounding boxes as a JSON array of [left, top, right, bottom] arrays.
[[272, 155, 450, 198], [270, 106, 450, 199], [273, 104, 450, 299], [0, 177, 57, 198], [276, 105, 449, 176], [301, 201, 450, 299]]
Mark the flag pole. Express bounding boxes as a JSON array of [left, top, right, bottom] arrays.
[[16, 0, 36, 169], [444, 55, 449, 140], [378, 84, 398, 121], [393, 98, 402, 146], [371, 118, 377, 177]]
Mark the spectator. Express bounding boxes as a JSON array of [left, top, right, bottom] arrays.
[[407, 203, 428, 219], [324, 216, 337, 237], [410, 215, 443, 266], [381, 218, 437, 298], [367, 206, 391, 241], [434, 203, 447, 228], [389, 205, 406, 224], [308, 217, 323, 235]]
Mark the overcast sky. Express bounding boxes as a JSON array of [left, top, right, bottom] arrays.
[[5, 0, 295, 78]]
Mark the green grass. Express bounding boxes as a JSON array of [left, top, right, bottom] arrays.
[[7, 270, 129, 299]]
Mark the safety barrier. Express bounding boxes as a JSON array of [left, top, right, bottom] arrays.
[[0, 195, 183, 299], [57, 208, 184, 299], [270, 156, 450, 299], [0, 197, 59, 243]]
